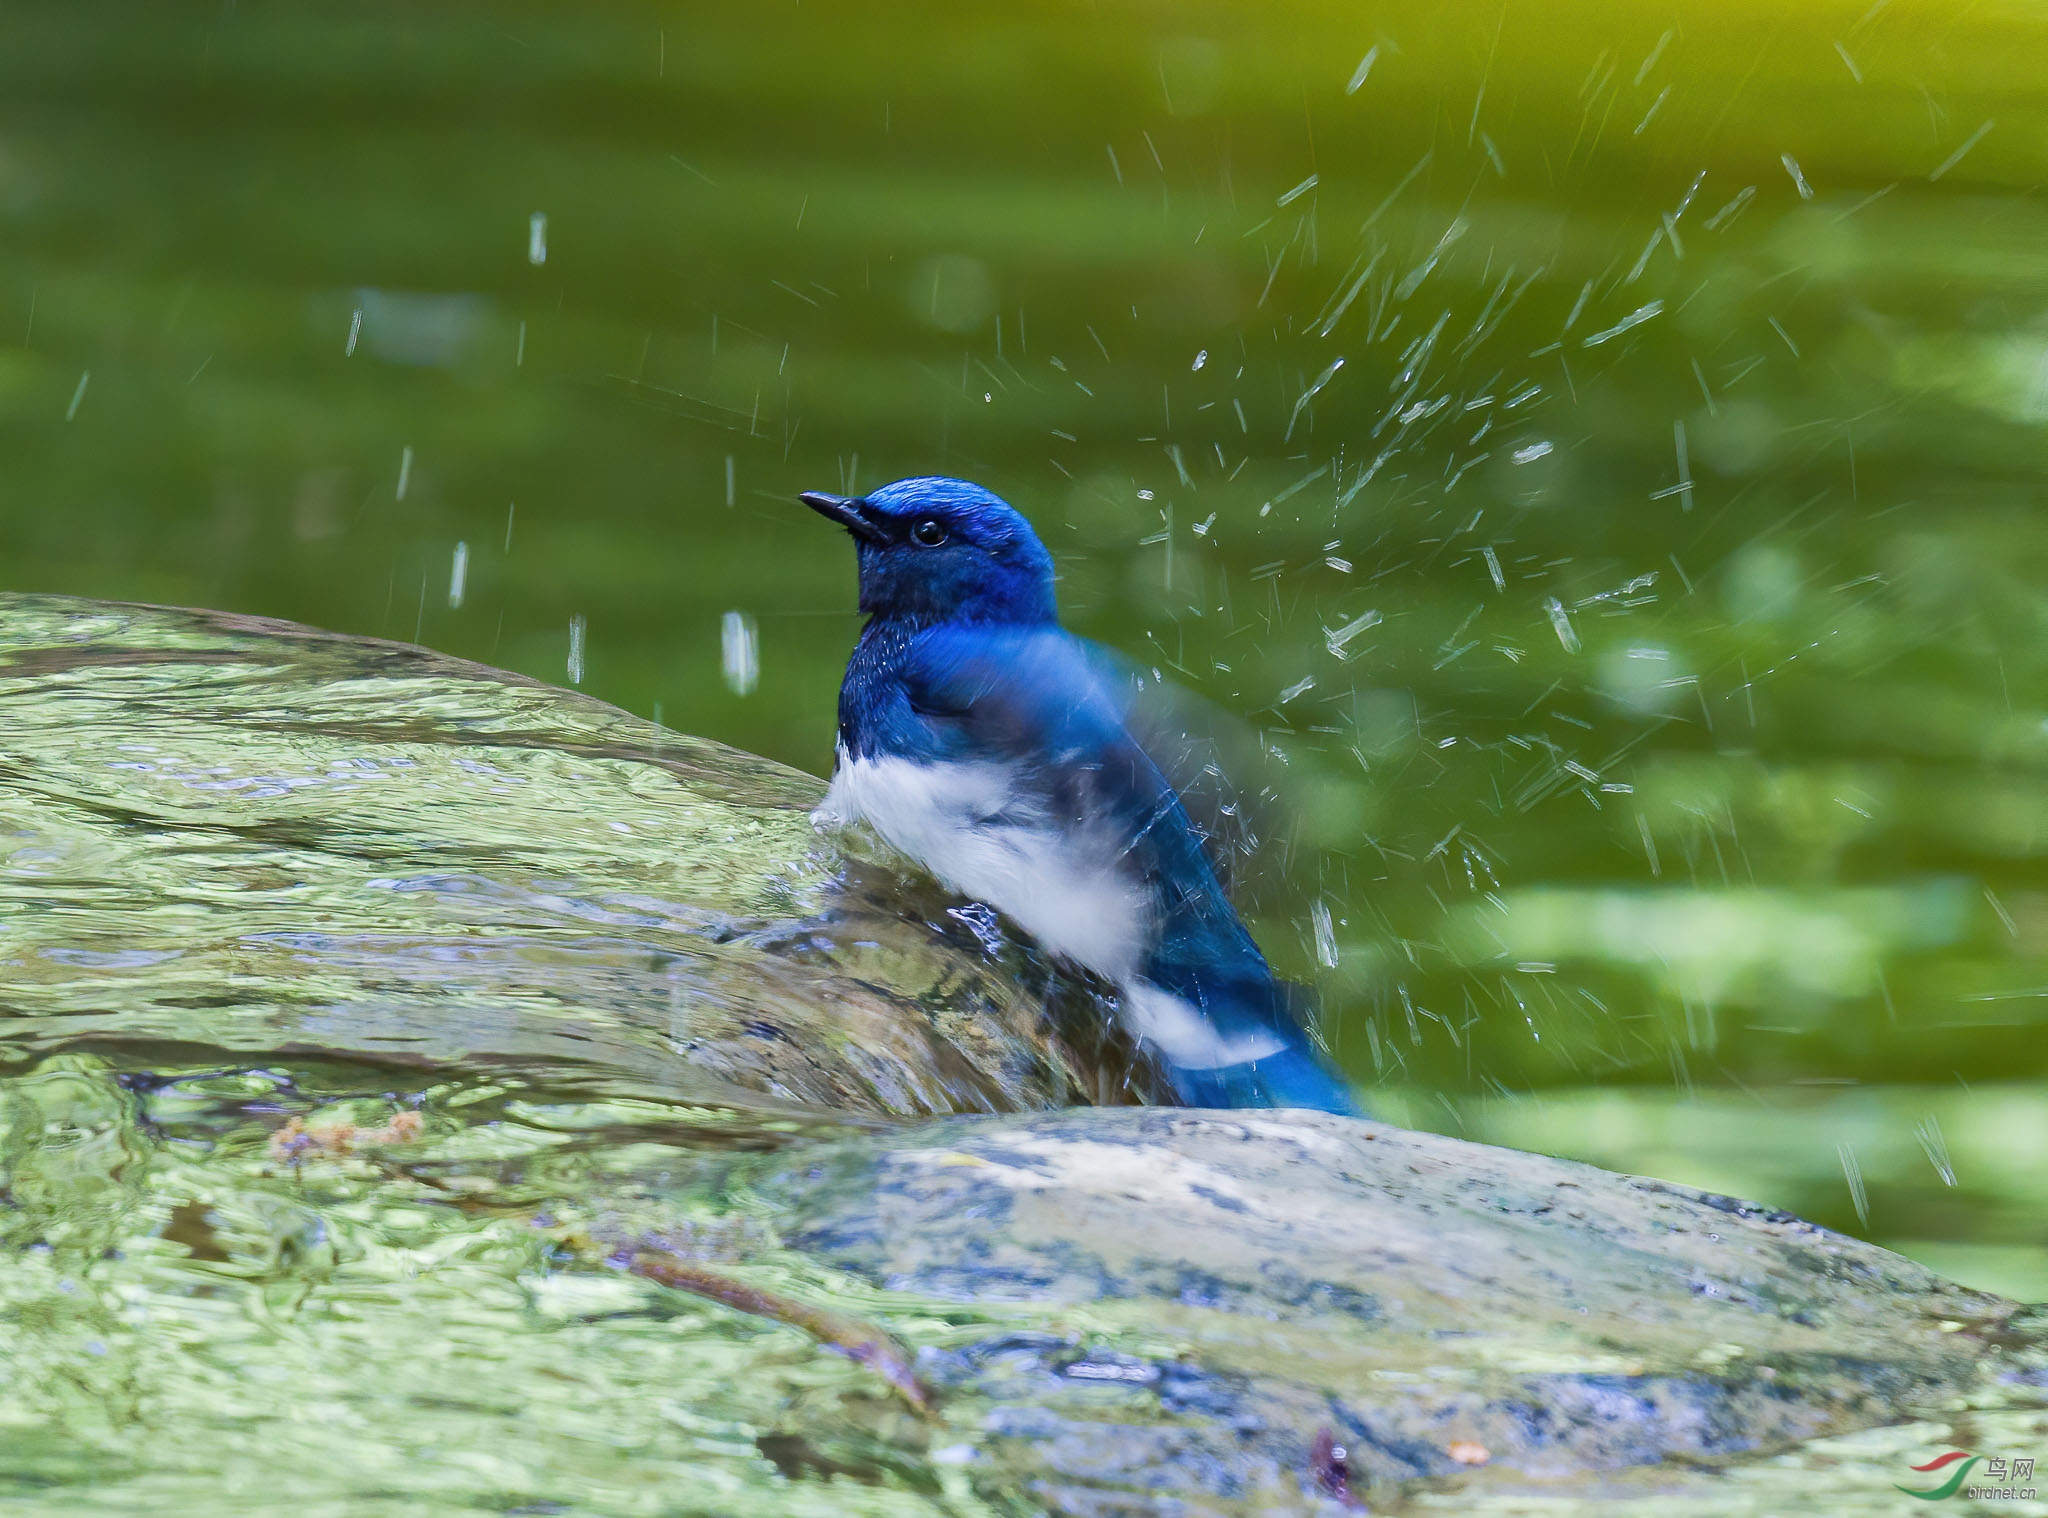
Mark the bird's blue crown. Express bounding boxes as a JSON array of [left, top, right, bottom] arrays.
[[802, 476, 1056, 627]]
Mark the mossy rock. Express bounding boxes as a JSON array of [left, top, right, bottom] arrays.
[[732, 1107, 2046, 1512]]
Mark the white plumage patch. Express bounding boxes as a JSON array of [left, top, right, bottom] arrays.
[[818, 748, 1288, 1071], [1121, 983, 1289, 1070], [819, 749, 1147, 978]]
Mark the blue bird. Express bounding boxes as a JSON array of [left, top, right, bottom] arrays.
[[799, 475, 1357, 1114]]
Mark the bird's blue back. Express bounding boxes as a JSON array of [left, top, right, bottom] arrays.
[[810, 475, 1355, 1115]]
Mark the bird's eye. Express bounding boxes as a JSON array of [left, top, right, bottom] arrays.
[[910, 518, 948, 547]]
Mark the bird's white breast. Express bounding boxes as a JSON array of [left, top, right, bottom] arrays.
[[818, 748, 1149, 982]]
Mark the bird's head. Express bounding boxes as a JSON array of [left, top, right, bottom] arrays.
[[800, 476, 1057, 625]]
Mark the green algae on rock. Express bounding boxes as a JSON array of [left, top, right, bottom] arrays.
[[8, 1055, 2042, 1517]]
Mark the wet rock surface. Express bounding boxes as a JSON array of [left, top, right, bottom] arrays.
[[733, 1108, 2045, 1510], [0, 593, 1112, 1118], [0, 595, 2042, 1516]]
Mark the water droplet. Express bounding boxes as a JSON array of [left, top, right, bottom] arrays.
[[721, 611, 759, 696]]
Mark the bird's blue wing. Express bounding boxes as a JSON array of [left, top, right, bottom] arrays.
[[1062, 641, 1304, 909], [902, 623, 1356, 1115]]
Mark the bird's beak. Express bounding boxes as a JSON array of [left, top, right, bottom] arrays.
[[798, 491, 887, 545]]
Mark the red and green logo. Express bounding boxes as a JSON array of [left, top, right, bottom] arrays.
[[1897, 1450, 2038, 1500], [1896, 1451, 1981, 1500]]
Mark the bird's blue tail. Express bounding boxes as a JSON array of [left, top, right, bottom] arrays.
[[1139, 972, 1360, 1115], [1163, 1041, 1360, 1114]]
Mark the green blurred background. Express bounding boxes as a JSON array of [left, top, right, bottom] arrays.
[[4, 0, 2046, 1293]]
